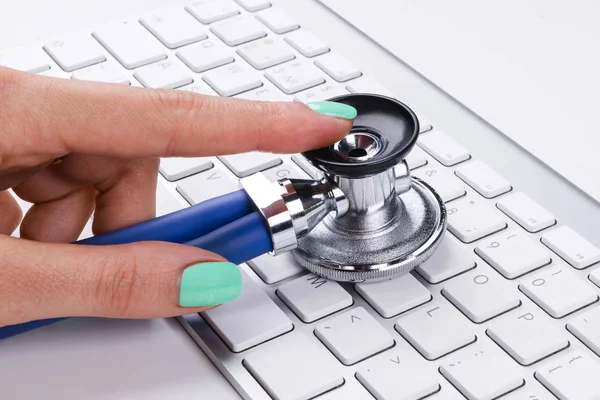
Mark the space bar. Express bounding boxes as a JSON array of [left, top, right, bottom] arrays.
[[202, 270, 293, 352]]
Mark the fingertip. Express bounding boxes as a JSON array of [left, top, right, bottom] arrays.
[[306, 101, 358, 120]]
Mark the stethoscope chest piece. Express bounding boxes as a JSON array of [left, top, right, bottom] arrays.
[[292, 94, 447, 283]]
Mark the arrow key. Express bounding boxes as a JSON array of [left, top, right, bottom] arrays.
[[315, 307, 394, 365]]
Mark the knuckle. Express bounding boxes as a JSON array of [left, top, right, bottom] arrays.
[[94, 252, 142, 317], [148, 89, 205, 156]]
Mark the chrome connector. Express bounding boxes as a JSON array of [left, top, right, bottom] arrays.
[[239, 173, 348, 256]]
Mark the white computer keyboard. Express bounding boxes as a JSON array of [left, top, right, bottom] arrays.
[[3, 0, 600, 399]]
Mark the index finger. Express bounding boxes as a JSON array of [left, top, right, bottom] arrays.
[[0, 67, 355, 161]]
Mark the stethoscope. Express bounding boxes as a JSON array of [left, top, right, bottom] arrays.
[[0, 93, 447, 340]]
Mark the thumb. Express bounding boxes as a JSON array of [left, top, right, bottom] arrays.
[[0, 236, 242, 326]]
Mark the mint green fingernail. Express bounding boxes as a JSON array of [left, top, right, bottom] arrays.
[[307, 101, 357, 119], [179, 262, 242, 307]]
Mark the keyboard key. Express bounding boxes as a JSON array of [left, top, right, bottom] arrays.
[[210, 14, 266, 46], [497, 192, 556, 233], [243, 332, 343, 400], [356, 349, 440, 400], [455, 160, 511, 198], [178, 80, 219, 95], [0, 46, 50, 73], [395, 301, 476, 360], [475, 229, 551, 279], [291, 154, 325, 180], [159, 157, 213, 181], [185, 0, 240, 24], [176, 39, 234, 73], [43, 35, 106, 72], [293, 82, 348, 103], [235, 84, 287, 102], [314, 52, 362, 82], [541, 226, 600, 270], [403, 146, 428, 170], [566, 306, 600, 355], [247, 252, 303, 284], [156, 180, 186, 216], [416, 234, 476, 284], [203, 62, 262, 96], [278, 274, 352, 323], [318, 382, 373, 400], [284, 30, 329, 57], [355, 273, 431, 318], [418, 131, 470, 166], [93, 21, 166, 69], [133, 59, 193, 89], [440, 342, 524, 400], [535, 350, 600, 400], [218, 152, 281, 177], [237, 37, 295, 70], [256, 8, 299, 34], [71, 62, 130, 84], [140, 7, 207, 49], [519, 264, 598, 318], [234, 0, 271, 12], [502, 384, 556, 400], [315, 307, 394, 365], [442, 267, 521, 323], [447, 196, 507, 243], [261, 162, 310, 182], [177, 167, 237, 204], [266, 60, 325, 94], [413, 163, 466, 202], [203, 270, 292, 352], [591, 268, 600, 287], [487, 307, 570, 365]]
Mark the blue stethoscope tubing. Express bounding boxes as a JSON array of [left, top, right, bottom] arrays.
[[0, 189, 273, 340]]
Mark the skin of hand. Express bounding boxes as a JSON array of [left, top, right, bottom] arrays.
[[0, 66, 355, 328]]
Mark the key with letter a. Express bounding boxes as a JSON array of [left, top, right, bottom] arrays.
[[277, 274, 353, 323]]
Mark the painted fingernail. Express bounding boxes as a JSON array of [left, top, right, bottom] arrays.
[[307, 101, 357, 119], [179, 262, 242, 307]]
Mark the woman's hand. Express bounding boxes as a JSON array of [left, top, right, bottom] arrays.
[[0, 67, 355, 327]]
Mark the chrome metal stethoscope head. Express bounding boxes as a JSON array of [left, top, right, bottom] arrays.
[[292, 93, 447, 283], [240, 93, 447, 283]]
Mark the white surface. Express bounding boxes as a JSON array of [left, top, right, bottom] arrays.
[[0, 318, 240, 399], [318, 0, 600, 203]]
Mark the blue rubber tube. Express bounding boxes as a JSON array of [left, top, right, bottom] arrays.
[[77, 189, 253, 246], [0, 194, 273, 341], [184, 211, 273, 265]]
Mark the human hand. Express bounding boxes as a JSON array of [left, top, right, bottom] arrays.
[[0, 67, 356, 327]]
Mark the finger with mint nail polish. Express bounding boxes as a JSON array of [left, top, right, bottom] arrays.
[[0, 238, 243, 326], [180, 262, 242, 307]]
